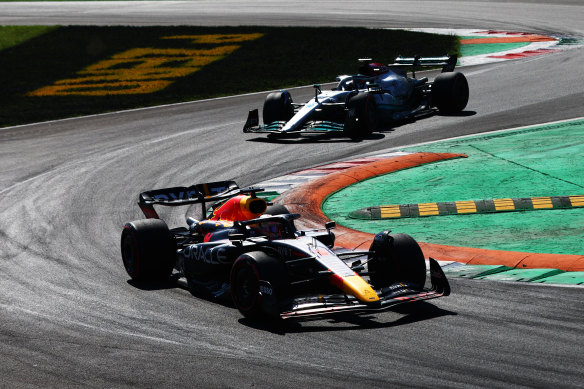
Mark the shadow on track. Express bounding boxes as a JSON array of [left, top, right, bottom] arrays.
[[242, 111, 478, 144], [128, 277, 456, 334], [128, 276, 238, 309], [238, 301, 457, 335], [441, 110, 477, 118], [127, 275, 181, 291], [245, 132, 387, 144]]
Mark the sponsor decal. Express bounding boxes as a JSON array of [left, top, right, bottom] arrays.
[[153, 190, 199, 201], [182, 243, 229, 264], [273, 244, 305, 259], [385, 283, 405, 291], [204, 184, 230, 196]]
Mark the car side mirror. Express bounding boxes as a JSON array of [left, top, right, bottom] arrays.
[[325, 221, 336, 230]]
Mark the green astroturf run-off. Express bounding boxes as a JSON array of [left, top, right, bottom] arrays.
[[459, 40, 531, 57], [322, 119, 584, 255]]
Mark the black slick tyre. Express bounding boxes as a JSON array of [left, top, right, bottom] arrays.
[[431, 72, 469, 114], [367, 231, 426, 288], [263, 90, 294, 125], [344, 93, 377, 137], [120, 219, 176, 283], [230, 251, 289, 319]]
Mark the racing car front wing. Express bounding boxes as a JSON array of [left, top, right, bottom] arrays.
[[279, 257, 450, 320], [243, 109, 345, 135]]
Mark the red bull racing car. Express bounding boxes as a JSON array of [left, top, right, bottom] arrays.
[[120, 181, 450, 320], [243, 55, 469, 138]]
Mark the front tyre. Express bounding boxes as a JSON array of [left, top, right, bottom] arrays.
[[230, 251, 289, 319], [263, 90, 294, 125], [120, 219, 176, 283], [431, 72, 469, 114], [344, 93, 377, 138], [367, 231, 426, 288]]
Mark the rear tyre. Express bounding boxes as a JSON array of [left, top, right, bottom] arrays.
[[431, 72, 469, 114], [120, 219, 176, 283], [344, 93, 377, 138], [367, 231, 426, 288], [263, 90, 294, 125], [230, 251, 289, 319]]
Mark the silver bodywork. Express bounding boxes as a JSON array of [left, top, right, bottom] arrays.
[[243, 55, 459, 136]]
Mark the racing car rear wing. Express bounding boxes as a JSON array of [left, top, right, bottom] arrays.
[[392, 54, 458, 76], [138, 181, 263, 219]]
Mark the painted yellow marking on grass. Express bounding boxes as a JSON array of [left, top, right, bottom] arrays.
[[494, 198, 515, 211], [531, 197, 553, 209], [418, 203, 439, 216], [456, 200, 477, 214], [351, 195, 584, 220], [162, 33, 264, 44], [28, 33, 263, 96], [569, 195, 584, 207], [380, 205, 401, 218]]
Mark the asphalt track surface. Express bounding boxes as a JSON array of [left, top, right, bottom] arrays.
[[1, 1, 583, 387]]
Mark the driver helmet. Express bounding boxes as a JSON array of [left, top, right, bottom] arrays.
[[359, 62, 389, 76], [250, 221, 284, 239]]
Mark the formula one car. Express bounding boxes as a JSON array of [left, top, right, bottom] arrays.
[[243, 55, 469, 138], [120, 181, 450, 320]]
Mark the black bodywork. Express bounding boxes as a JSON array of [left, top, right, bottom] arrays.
[[120, 181, 450, 320]]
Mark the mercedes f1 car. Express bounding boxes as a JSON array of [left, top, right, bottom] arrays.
[[120, 181, 450, 320], [243, 55, 469, 138]]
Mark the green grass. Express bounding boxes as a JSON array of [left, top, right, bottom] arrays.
[[323, 119, 584, 255], [0, 26, 459, 127], [0, 26, 57, 51]]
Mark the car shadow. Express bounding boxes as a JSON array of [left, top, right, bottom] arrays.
[[439, 110, 477, 117], [238, 301, 457, 335], [128, 275, 456, 333], [128, 276, 239, 309], [245, 132, 386, 144], [127, 274, 182, 291]]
